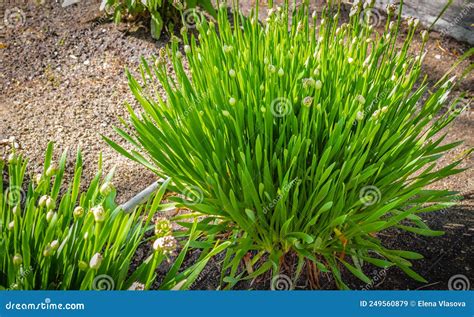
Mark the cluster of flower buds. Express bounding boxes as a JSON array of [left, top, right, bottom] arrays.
[[38, 195, 55, 210], [153, 236, 178, 255], [154, 217, 173, 238], [73, 206, 84, 218]]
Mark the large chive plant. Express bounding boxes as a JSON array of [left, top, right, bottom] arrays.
[[0, 142, 226, 290], [107, 1, 472, 288]]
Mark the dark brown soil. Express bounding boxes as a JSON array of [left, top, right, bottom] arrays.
[[0, 0, 472, 290]]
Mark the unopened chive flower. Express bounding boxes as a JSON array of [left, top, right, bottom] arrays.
[[184, 45, 191, 54], [278, 68, 284, 77], [315, 80, 322, 90], [229, 97, 236, 106], [153, 236, 177, 255], [313, 68, 320, 77], [386, 4, 396, 14], [7, 153, 17, 164], [414, 19, 420, 28], [222, 110, 230, 117], [389, 21, 396, 31], [372, 109, 381, 119], [43, 244, 52, 257], [407, 17, 414, 28], [46, 211, 55, 222], [348, 57, 354, 64], [8, 221, 14, 231], [46, 197, 55, 210], [268, 64, 276, 73], [78, 261, 88, 271], [34, 173, 42, 184], [175, 51, 183, 59], [303, 96, 313, 107], [303, 78, 316, 89], [38, 195, 47, 207], [381, 106, 389, 113], [263, 57, 269, 64], [50, 240, 59, 250], [73, 206, 84, 218], [229, 69, 236, 78], [421, 30, 429, 42], [223, 45, 233, 53], [259, 84, 264, 91], [91, 205, 105, 222], [84, 232, 89, 240], [154, 217, 172, 238], [356, 111, 364, 121], [13, 254, 22, 266], [99, 182, 113, 196], [45, 164, 57, 177], [89, 253, 103, 270], [12, 206, 19, 216], [260, 106, 266, 113], [356, 95, 366, 104]]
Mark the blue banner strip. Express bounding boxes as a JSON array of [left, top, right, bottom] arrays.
[[1, 291, 472, 317]]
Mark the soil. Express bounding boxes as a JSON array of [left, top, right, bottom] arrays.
[[0, 0, 472, 290]]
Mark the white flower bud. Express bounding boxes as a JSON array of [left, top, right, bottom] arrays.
[[91, 205, 106, 223], [34, 173, 43, 184], [99, 182, 113, 196], [46, 197, 55, 210], [421, 30, 429, 42], [73, 206, 84, 218], [229, 97, 236, 106], [356, 111, 364, 121], [356, 95, 366, 104], [43, 244, 53, 257], [8, 221, 14, 231], [348, 57, 354, 64], [7, 153, 18, 164], [46, 211, 55, 222], [38, 195, 48, 207], [89, 253, 103, 270], [50, 240, 59, 250], [381, 106, 388, 113], [278, 68, 284, 77], [229, 69, 236, 78], [12, 206, 19, 216], [45, 164, 57, 177], [184, 45, 191, 54], [153, 236, 177, 255], [315, 80, 322, 90], [222, 110, 230, 117], [303, 96, 313, 107], [268, 64, 276, 73], [13, 253, 23, 266]]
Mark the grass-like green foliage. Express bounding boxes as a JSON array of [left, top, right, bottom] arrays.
[[0, 142, 226, 290], [107, 1, 472, 288], [101, 0, 216, 39]]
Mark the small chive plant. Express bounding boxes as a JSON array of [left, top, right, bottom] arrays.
[[107, 0, 472, 288], [0, 142, 226, 290]]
